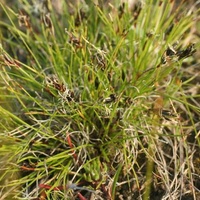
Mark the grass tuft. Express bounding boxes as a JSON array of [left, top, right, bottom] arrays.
[[0, 0, 200, 199]]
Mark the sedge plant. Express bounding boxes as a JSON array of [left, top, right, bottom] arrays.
[[0, 0, 199, 199]]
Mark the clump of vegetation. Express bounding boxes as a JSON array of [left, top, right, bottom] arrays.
[[0, 0, 199, 199]]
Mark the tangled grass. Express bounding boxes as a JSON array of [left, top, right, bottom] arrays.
[[0, 0, 199, 199]]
